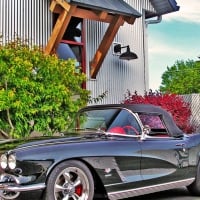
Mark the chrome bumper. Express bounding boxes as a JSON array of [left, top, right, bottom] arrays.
[[0, 182, 46, 192], [0, 174, 46, 199]]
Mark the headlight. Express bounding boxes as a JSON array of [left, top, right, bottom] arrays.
[[0, 154, 8, 169], [8, 154, 16, 170]]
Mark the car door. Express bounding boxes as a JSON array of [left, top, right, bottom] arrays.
[[78, 107, 144, 192], [139, 113, 190, 187], [103, 109, 143, 192], [140, 136, 190, 184]]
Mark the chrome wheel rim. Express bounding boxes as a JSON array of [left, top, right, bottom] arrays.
[[54, 167, 90, 200]]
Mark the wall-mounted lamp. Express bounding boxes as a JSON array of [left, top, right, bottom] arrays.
[[114, 44, 138, 60]]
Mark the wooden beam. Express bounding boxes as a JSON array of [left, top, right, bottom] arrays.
[[45, 1, 77, 55], [72, 8, 114, 23], [50, 0, 71, 12], [50, 0, 57, 12], [97, 11, 108, 20], [54, 0, 71, 11], [46, 0, 138, 78], [51, 5, 63, 14], [44, 9, 68, 55], [123, 16, 136, 24], [54, 5, 77, 50], [90, 15, 124, 78]]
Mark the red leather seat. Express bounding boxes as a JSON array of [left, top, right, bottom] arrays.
[[108, 127, 126, 134]]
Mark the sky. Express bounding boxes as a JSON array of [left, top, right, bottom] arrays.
[[148, 0, 200, 91]]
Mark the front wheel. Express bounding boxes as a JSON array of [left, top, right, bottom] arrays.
[[187, 161, 200, 196], [44, 160, 94, 200]]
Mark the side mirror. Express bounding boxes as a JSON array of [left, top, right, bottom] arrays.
[[141, 125, 151, 140], [143, 125, 151, 135]]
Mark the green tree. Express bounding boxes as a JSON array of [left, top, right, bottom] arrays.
[[160, 60, 200, 94], [0, 38, 90, 138]]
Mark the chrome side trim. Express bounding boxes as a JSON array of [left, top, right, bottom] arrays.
[[108, 178, 195, 200], [0, 183, 46, 192], [0, 173, 46, 193]]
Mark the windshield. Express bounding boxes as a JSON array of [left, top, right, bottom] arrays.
[[76, 108, 142, 135]]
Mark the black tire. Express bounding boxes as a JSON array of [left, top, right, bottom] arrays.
[[187, 161, 200, 196], [44, 160, 94, 200]]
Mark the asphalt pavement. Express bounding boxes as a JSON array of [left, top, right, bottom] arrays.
[[126, 187, 200, 200]]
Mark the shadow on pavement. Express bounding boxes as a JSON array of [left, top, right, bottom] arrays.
[[126, 187, 200, 200]]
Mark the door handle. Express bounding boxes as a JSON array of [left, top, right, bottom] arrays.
[[176, 143, 185, 147], [176, 143, 186, 152]]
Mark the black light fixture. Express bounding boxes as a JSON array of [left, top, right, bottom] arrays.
[[114, 44, 138, 60]]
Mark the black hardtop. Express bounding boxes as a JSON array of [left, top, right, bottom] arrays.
[[79, 104, 183, 137]]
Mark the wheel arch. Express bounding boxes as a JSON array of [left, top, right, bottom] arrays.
[[44, 157, 108, 199]]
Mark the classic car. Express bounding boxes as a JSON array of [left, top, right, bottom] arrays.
[[0, 104, 200, 200]]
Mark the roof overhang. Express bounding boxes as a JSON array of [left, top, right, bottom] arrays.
[[146, 0, 180, 19], [66, 0, 141, 19], [45, 0, 141, 78]]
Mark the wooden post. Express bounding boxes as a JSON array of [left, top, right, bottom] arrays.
[[44, 9, 68, 54], [44, 0, 74, 55], [90, 15, 124, 78]]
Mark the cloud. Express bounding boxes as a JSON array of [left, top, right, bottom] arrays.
[[149, 37, 188, 58], [163, 0, 200, 23], [148, 0, 200, 90], [148, 35, 199, 63], [149, 42, 184, 57]]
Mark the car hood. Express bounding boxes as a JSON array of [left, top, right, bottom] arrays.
[[0, 132, 107, 153]]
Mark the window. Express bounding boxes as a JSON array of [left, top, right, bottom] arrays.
[[54, 16, 86, 75], [77, 108, 141, 135], [139, 114, 168, 135], [139, 114, 165, 129], [78, 109, 118, 131], [108, 110, 141, 135]]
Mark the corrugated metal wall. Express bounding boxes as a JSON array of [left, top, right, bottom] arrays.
[[183, 94, 200, 133], [0, 0, 155, 105], [0, 0, 52, 46], [86, 0, 155, 104]]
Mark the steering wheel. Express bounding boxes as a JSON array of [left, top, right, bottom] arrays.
[[123, 125, 140, 135]]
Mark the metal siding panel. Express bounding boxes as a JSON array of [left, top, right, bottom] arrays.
[[0, 0, 52, 46], [0, 0, 152, 105], [86, 0, 152, 104]]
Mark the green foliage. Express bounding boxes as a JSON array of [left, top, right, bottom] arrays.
[[0, 38, 90, 138], [160, 60, 200, 94], [88, 91, 108, 104]]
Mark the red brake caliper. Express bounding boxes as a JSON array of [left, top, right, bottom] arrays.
[[75, 185, 83, 196]]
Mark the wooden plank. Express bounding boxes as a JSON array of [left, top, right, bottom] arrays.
[[54, 5, 77, 50], [55, 0, 71, 11], [72, 8, 114, 23], [123, 16, 136, 24], [50, 0, 70, 12], [98, 11, 108, 20], [46, 0, 137, 78], [51, 5, 63, 13], [50, 0, 57, 12], [44, 9, 68, 54], [90, 15, 124, 78]]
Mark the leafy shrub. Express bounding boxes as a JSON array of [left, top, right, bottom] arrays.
[[160, 60, 200, 94], [122, 90, 194, 133], [0, 38, 90, 138]]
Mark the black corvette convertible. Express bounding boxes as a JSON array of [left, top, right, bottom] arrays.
[[0, 104, 200, 200]]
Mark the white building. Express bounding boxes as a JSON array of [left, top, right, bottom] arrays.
[[0, 0, 179, 104]]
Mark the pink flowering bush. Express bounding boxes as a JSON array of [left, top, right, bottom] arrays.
[[122, 90, 194, 133]]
